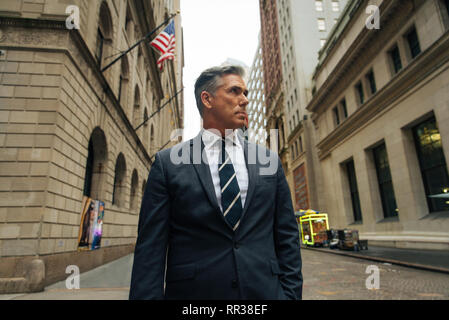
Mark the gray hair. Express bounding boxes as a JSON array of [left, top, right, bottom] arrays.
[[194, 65, 246, 117]]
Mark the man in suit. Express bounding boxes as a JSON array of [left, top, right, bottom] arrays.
[[129, 65, 303, 300]]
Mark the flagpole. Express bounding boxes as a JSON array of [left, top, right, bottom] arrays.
[[134, 87, 184, 132], [101, 11, 180, 73]]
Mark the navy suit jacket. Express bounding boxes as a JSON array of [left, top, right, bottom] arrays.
[[129, 131, 303, 300]]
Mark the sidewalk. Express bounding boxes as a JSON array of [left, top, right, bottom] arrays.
[[0, 254, 134, 300], [2, 245, 448, 300], [302, 245, 449, 274]]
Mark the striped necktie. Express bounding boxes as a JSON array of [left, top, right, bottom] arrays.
[[219, 139, 243, 231]]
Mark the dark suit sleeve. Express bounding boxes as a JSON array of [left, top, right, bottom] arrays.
[[129, 152, 170, 300], [273, 157, 303, 300]]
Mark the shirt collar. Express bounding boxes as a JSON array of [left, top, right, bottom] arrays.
[[201, 129, 242, 150]]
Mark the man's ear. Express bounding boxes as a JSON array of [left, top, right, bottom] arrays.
[[201, 91, 213, 110]]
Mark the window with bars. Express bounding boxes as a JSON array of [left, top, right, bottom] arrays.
[[373, 143, 398, 218], [412, 117, 449, 213]]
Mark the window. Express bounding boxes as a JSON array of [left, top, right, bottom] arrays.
[[412, 117, 449, 212], [130, 170, 139, 210], [341, 98, 348, 119], [320, 39, 326, 48], [83, 128, 108, 201], [83, 138, 94, 197], [365, 70, 377, 95], [143, 108, 149, 146], [112, 153, 127, 207], [299, 136, 303, 153], [125, 4, 133, 41], [133, 85, 140, 126], [389, 45, 402, 74], [317, 19, 326, 31], [315, 0, 323, 11], [95, 28, 104, 65], [445, 0, 449, 17], [294, 141, 298, 158], [373, 143, 398, 218], [355, 81, 365, 105], [346, 160, 363, 222], [406, 27, 421, 59], [97, 2, 113, 68], [332, 0, 340, 12], [333, 106, 340, 126]]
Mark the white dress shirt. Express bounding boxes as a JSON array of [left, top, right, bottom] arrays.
[[202, 129, 249, 213]]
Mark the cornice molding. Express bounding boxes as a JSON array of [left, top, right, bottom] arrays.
[[308, 0, 407, 115], [316, 31, 449, 160]]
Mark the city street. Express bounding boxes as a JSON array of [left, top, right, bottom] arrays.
[[1, 249, 448, 300]]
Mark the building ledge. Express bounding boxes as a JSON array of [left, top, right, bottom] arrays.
[[419, 211, 449, 221], [315, 30, 449, 160], [376, 216, 400, 224]]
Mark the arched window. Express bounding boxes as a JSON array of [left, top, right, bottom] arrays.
[[125, 4, 133, 42], [112, 153, 127, 207], [137, 47, 144, 71], [83, 127, 108, 200], [118, 56, 129, 108], [96, 1, 113, 68], [143, 107, 149, 148], [142, 179, 147, 202], [133, 85, 141, 127], [130, 169, 139, 210], [150, 124, 155, 153]]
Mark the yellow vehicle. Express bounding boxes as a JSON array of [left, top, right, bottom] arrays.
[[296, 210, 329, 246]]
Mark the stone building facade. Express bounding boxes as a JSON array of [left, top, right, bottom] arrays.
[[307, 0, 449, 250], [259, 0, 288, 171], [0, 0, 183, 292]]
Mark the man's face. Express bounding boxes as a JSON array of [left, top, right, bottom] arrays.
[[204, 74, 249, 132]]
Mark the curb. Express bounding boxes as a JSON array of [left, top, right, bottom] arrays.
[[301, 246, 449, 275]]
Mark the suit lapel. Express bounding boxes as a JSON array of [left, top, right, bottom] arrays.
[[190, 132, 222, 215]]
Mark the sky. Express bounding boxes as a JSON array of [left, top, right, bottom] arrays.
[[180, 0, 261, 141]]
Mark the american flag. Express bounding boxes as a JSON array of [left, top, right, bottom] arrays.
[[150, 20, 176, 71]]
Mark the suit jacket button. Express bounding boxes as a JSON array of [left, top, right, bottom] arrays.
[[231, 280, 238, 288]]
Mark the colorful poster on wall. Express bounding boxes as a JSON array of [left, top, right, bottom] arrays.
[[294, 163, 309, 211], [78, 196, 105, 251]]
